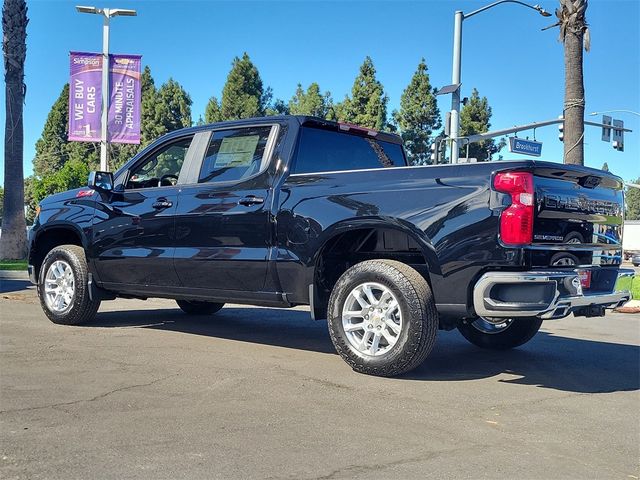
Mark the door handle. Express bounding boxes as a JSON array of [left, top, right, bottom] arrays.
[[152, 198, 173, 209], [238, 195, 264, 206]]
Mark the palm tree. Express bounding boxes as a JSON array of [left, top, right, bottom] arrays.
[[1, 0, 28, 259], [555, 0, 590, 165]]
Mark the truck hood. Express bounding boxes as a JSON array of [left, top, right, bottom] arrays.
[[40, 187, 96, 206]]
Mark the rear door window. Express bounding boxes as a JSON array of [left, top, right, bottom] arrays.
[[198, 126, 275, 183], [292, 127, 406, 174]]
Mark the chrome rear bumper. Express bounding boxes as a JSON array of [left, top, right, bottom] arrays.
[[473, 268, 634, 320]]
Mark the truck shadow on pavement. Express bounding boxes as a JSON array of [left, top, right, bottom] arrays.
[[89, 306, 336, 353], [0, 278, 34, 294], [409, 332, 640, 394], [87, 307, 639, 394]]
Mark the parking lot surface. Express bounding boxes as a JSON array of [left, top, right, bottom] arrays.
[[1, 271, 639, 479]]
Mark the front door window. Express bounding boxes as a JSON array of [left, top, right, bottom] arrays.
[[127, 137, 193, 189]]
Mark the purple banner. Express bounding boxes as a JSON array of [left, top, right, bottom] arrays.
[[68, 52, 102, 142], [108, 54, 142, 144]]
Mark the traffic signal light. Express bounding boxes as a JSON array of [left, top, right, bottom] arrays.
[[612, 119, 624, 151], [430, 136, 447, 164], [558, 115, 564, 142]]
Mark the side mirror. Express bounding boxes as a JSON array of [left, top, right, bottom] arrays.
[[88, 171, 114, 192]]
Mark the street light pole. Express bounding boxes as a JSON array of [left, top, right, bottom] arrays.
[[100, 9, 110, 172], [449, 11, 463, 165], [76, 5, 137, 172], [448, 1, 551, 164], [589, 110, 640, 117]]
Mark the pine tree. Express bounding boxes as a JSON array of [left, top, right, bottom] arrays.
[[340, 57, 388, 130], [140, 65, 160, 146], [459, 88, 504, 162], [155, 78, 192, 132], [328, 101, 343, 122], [205, 53, 266, 121], [392, 59, 441, 165], [33, 84, 69, 177], [204, 96, 222, 123], [602, 162, 609, 172], [288, 83, 333, 118], [109, 142, 136, 170], [265, 98, 289, 116]]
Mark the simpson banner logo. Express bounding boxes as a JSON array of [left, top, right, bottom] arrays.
[[68, 52, 102, 142], [68, 51, 142, 144]]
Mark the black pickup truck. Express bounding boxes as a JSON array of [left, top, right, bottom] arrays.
[[28, 115, 634, 376]]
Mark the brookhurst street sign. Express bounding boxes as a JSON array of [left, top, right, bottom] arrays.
[[508, 137, 543, 157]]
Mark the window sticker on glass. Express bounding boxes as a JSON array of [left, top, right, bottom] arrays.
[[215, 135, 260, 168]]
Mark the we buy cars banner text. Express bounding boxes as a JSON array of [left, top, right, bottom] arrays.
[[68, 51, 142, 144]]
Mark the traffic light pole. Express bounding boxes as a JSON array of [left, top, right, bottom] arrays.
[[458, 117, 632, 149], [447, 1, 551, 164]]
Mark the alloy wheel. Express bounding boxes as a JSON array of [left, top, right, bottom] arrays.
[[341, 282, 403, 356], [43, 260, 75, 313]]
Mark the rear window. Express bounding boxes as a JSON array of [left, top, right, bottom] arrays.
[[292, 127, 406, 174]]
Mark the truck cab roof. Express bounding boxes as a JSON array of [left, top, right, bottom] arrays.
[[174, 115, 404, 145]]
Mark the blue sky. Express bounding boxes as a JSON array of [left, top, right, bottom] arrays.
[[1, 0, 639, 184]]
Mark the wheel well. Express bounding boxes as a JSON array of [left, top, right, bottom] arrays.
[[313, 227, 431, 318], [31, 228, 83, 280]]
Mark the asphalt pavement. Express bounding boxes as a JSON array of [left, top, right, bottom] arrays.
[[1, 271, 639, 479]]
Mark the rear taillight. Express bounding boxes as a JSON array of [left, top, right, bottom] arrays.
[[494, 171, 534, 246]]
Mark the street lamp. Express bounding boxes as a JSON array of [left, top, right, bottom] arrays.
[[589, 110, 640, 117], [449, 1, 551, 164], [75, 6, 137, 172]]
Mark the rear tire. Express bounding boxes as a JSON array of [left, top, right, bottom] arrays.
[[327, 259, 438, 377], [458, 317, 543, 350], [176, 300, 224, 315], [38, 245, 100, 325]]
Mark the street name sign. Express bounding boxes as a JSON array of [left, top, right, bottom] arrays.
[[509, 137, 543, 157]]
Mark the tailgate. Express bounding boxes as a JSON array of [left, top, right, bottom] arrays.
[[530, 163, 624, 268]]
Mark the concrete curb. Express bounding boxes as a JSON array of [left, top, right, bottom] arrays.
[[0, 270, 29, 280], [615, 299, 640, 314]]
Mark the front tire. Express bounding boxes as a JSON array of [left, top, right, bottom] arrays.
[[38, 245, 100, 325], [458, 317, 543, 350], [176, 300, 224, 315], [327, 260, 438, 377]]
